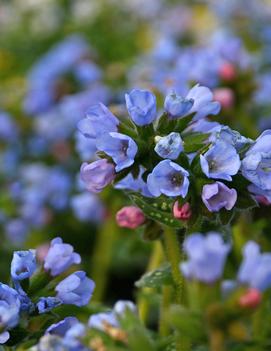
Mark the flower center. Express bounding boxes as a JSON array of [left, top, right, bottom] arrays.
[[170, 172, 183, 187]]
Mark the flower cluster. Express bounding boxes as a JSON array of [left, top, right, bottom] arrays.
[[0, 237, 94, 346], [78, 86, 270, 227]]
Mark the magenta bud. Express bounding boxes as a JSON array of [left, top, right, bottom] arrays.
[[219, 62, 236, 81], [255, 195, 271, 206], [173, 201, 192, 220], [239, 288, 262, 309], [116, 206, 145, 229], [213, 88, 234, 110]]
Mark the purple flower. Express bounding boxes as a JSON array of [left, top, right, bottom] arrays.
[[181, 232, 230, 283], [147, 160, 189, 197], [56, 271, 95, 306], [37, 297, 62, 314], [96, 132, 138, 172], [202, 182, 237, 212], [238, 241, 271, 291], [80, 159, 115, 193], [242, 130, 271, 191], [0, 284, 21, 344], [44, 237, 81, 276], [200, 141, 241, 181], [154, 132, 183, 159], [164, 92, 194, 118], [11, 250, 36, 281], [125, 89, 157, 126], [77, 103, 119, 139]]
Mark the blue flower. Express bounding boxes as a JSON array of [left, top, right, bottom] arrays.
[[200, 141, 241, 181], [238, 241, 271, 291], [0, 284, 21, 344], [77, 103, 119, 139], [147, 160, 189, 197], [37, 297, 62, 314], [96, 132, 138, 172], [71, 193, 104, 223], [202, 181, 237, 212], [154, 132, 183, 160], [46, 317, 79, 336], [44, 237, 81, 277], [242, 130, 271, 191], [125, 89, 157, 126], [56, 271, 95, 306], [80, 159, 115, 193], [181, 232, 230, 283], [164, 93, 194, 118], [210, 126, 253, 151], [88, 312, 118, 331], [11, 250, 36, 281]]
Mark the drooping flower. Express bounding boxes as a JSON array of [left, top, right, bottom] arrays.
[[200, 141, 241, 181], [164, 93, 194, 118], [154, 132, 183, 160], [11, 250, 36, 281], [0, 284, 21, 344], [201, 181, 237, 212], [238, 241, 271, 291], [80, 159, 115, 193], [56, 271, 95, 306], [147, 160, 189, 197], [77, 103, 119, 139], [116, 206, 145, 229], [44, 237, 81, 277], [125, 89, 157, 126], [181, 232, 230, 283], [242, 130, 271, 191], [96, 132, 138, 172]]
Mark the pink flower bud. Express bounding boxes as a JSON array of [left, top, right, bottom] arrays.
[[36, 243, 50, 263], [213, 88, 234, 110], [219, 62, 236, 81], [255, 195, 271, 206], [116, 206, 145, 229], [239, 288, 262, 309], [173, 201, 192, 220]]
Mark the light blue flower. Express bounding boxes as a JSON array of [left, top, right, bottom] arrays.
[[154, 132, 183, 160], [147, 160, 189, 197], [96, 132, 138, 172], [11, 250, 36, 281], [164, 93, 194, 118], [56, 271, 95, 307], [242, 130, 271, 191], [125, 89, 157, 126], [77, 103, 119, 139], [238, 241, 271, 291], [44, 237, 81, 277], [200, 141, 241, 181], [181, 232, 230, 283]]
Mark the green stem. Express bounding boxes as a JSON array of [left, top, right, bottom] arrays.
[[138, 241, 164, 324], [163, 226, 184, 304], [159, 285, 172, 337]]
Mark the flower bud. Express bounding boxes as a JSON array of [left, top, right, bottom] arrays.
[[173, 201, 192, 220], [219, 63, 236, 81], [239, 288, 262, 309], [116, 206, 145, 229], [213, 88, 234, 110]]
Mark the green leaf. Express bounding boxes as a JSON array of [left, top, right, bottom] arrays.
[[129, 193, 187, 228], [182, 133, 209, 153], [135, 263, 173, 288]]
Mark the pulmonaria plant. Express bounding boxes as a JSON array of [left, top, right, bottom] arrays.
[[0, 237, 95, 348], [77, 84, 267, 231]]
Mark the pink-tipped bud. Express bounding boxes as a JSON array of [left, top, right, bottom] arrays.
[[116, 206, 145, 229], [255, 195, 271, 206], [219, 62, 236, 81], [36, 243, 50, 263], [173, 201, 192, 220], [213, 88, 234, 110], [239, 288, 262, 309]]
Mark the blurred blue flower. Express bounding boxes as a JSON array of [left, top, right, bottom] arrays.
[[181, 232, 230, 283], [71, 192, 104, 223], [147, 159, 189, 197]]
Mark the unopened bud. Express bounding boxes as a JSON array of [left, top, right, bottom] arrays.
[[213, 88, 234, 110], [239, 288, 262, 309], [173, 201, 192, 220], [219, 62, 236, 81], [116, 206, 145, 229]]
